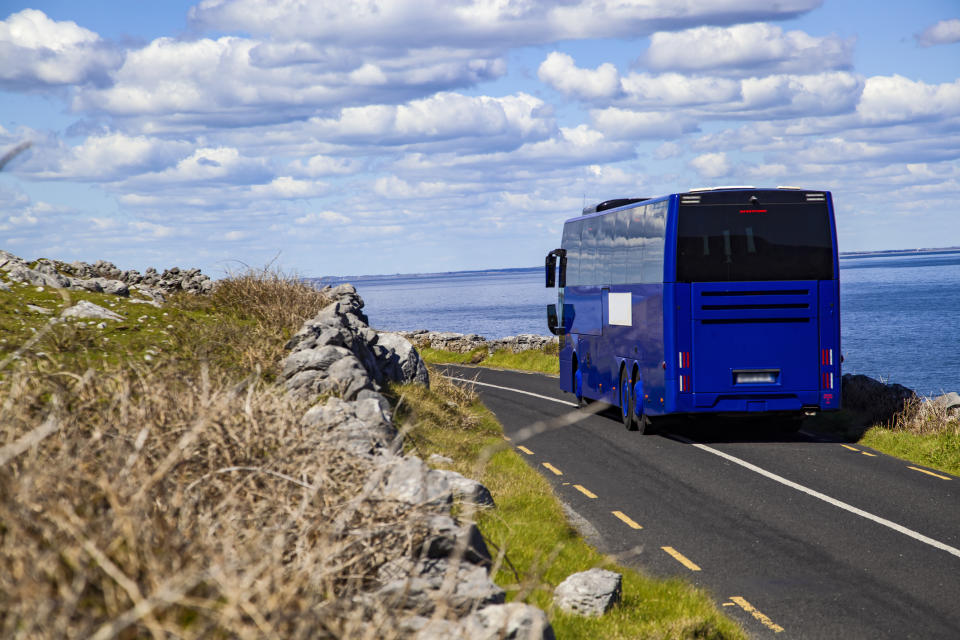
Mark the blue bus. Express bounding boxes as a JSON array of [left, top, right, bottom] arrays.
[[545, 187, 841, 431]]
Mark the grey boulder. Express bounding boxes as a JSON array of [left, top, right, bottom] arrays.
[[61, 300, 124, 321], [553, 568, 622, 617]]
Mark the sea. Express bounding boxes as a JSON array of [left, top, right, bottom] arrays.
[[314, 250, 960, 397]]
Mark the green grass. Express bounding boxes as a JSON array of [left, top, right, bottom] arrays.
[[859, 427, 960, 476], [394, 375, 745, 639], [420, 344, 560, 375]]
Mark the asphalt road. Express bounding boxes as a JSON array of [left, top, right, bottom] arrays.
[[437, 364, 960, 639]]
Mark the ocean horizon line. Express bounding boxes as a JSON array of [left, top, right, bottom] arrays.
[[312, 246, 960, 283]]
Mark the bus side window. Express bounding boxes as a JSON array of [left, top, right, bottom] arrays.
[[642, 203, 666, 283], [611, 209, 630, 285], [580, 221, 597, 286], [626, 206, 645, 283], [562, 220, 582, 286], [598, 213, 616, 285]]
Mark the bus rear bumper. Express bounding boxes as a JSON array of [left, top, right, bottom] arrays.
[[675, 391, 838, 414]]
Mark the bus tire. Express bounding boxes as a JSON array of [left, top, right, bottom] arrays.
[[574, 362, 587, 408], [620, 368, 637, 431]]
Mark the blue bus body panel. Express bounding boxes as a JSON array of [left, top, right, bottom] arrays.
[[555, 188, 840, 417], [683, 281, 820, 412]]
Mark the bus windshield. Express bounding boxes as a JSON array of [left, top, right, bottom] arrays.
[[677, 202, 833, 282]]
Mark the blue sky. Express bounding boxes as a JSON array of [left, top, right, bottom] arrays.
[[1, 1, 959, 277]]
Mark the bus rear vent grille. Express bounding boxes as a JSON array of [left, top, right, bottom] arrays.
[[806, 193, 826, 202], [681, 195, 701, 204], [700, 289, 809, 297]]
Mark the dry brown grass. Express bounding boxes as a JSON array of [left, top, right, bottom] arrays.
[[0, 272, 462, 639], [889, 396, 960, 436], [166, 267, 331, 378]]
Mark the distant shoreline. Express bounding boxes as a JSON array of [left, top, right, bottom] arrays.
[[314, 247, 960, 284]]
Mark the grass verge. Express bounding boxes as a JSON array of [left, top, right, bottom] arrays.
[[420, 343, 560, 375], [858, 397, 960, 476], [394, 373, 745, 639]]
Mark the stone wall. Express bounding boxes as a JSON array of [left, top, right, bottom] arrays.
[[400, 330, 558, 354], [280, 286, 555, 639], [0, 250, 212, 303]]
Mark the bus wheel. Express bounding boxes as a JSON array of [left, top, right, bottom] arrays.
[[620, 369, 637, 431], [574, 364, 586, 408]]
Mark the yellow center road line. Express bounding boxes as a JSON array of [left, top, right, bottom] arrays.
[[908, 466, 951, 480], [612, 510, 643, 529], [861, 451, 876, 457], [573, 484, 597, 498], [729, 596, 785, 633], [542, 462, 563, 476], [516, 445, 534, 455], [661, 546, 701, 571], [841, 444, 860, 452]]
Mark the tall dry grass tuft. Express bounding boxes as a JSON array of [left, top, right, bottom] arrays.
[[208, 266, 330, 333], [167, 267, 330, 377], [0, 360, 444, 638], [889, 396, 960, 437], [0, 271, 462, 638]]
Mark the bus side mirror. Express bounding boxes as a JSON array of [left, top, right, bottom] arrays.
[[545, 248, 567, 288], [547, 303, 560, 335]]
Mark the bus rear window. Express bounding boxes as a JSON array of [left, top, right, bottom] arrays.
[[677, 203, 833, 282]]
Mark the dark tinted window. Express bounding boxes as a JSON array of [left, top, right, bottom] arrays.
[[677, 203, 833, 282], [561, 220, 582, 286], [596, 213, 616, 285], [625, 206, 646, 282], [611, 209, 630, 284], [580, 219, 598, 285], [642, 200, 667, 283]]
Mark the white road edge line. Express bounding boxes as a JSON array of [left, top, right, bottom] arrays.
[[444, 373, 960, 561], [673, 435, 960, 560], [443, 375, 578, 407]]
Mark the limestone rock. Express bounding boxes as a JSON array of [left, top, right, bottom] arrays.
[[282, 346, 374, 401], [61, 301, 124, 321], [433, 469, 495, 509], [377, 457, 453, 509], [376, 558, 504, 616], [553, 568, 622, 617], [929, 391, 960, 412], [461, 603, 556, 640], [374, 331, 430, 386], [301, 396, 399, 456], [419, 514, 492, 567]]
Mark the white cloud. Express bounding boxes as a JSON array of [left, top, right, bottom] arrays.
[[188, 0, 822, 48], [689, 152, 732, 179], [249, 177, 327, 199], [619, 72, 741, 107], [287, 155, 362, 177], [539, 53, 862, 119], [0, 9, 121, 88], [294, 211, 350, 225], [308, 92, 552, 149], [538, 52, 621, 100], [23, 132, 192, 181], [127, 147, 272, 187], [643, 23, 853, 75], [74, 36, 506, 126], [856, 75, 960, 125], [915, 18, 960, 47], [591, 108, 696, 140]]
